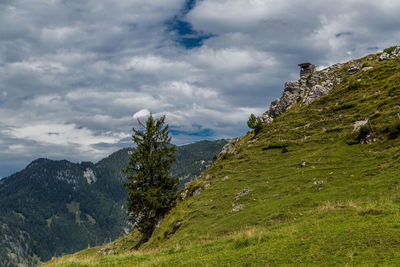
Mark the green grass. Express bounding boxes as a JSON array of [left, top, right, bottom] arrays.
[[43, 50, 400, 266]]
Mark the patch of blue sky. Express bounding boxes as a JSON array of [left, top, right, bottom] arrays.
[[166, 0, 215, 49]]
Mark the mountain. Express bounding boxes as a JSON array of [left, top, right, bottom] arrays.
[[45, 46, 400, 266], [0, 139, 227, 266]]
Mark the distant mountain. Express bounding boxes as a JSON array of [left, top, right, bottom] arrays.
[[0, 139, 227, 266]]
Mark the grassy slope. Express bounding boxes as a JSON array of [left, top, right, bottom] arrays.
[[44, 50, 400, 266]]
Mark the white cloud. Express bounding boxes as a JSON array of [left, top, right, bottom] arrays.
[[133, 109, 151, 120]]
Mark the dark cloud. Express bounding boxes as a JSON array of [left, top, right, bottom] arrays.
[[1, 0, 400, 177]]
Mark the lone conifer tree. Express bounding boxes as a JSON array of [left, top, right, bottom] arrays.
[[123, 114, 177, 239]]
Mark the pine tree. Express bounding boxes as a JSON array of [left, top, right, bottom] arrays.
[[123, 114, 177, 240]]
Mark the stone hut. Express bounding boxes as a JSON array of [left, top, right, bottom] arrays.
[[298, 63, 316, 77]]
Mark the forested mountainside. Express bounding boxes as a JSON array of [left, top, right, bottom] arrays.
[[0, 139, 226, 266]]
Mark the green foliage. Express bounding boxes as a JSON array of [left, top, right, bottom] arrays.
[[123, 114, 177, 238], [388, 121, 400, 139], [346, 125, 372, 145], [247, 114, 263, 135], [347, 81, 361, 90], [262, 142, 289, 150]]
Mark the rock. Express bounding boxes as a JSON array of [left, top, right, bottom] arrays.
[[313, 180, 324, 185], [193, 188, 203, 197], [379, 52, 390, 61], [303, 85, 330, 105], [362, 66, 373, 72], [222, 176, 230, 181], [180, 190, 188, 200], [353, 119, 369, 131], [379, 46, 400, 61], [273, 193, 281, 198], [237, 188, 252, 196], [347, 64, 360, 75], [204, 183, 211, 188], [300, 161, 306, 167], [235, 188, 252, 201], [231, 204, 244, 212], [262, 81, 305, 123], [216, 139, 237, 160], [262, 62, 343, 123]]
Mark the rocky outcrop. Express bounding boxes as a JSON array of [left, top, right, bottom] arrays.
[[262, 63, 343, 123], [262, 46, 400, 123], [379, 46, 400, 61], [215, 138, 239, 160]]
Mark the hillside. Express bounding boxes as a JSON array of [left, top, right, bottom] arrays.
[[0, 140, 226, 266], [43, 46, 400, 266]]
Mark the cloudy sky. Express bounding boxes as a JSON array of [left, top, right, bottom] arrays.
[[1, 0, 400, 177]]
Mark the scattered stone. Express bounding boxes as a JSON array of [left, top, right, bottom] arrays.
[[353, 119, 369, 131], [205, 174, 211, 180], [237, 188, 252, 196], [204, 183, 211, 188], [379, 52, 390, 61], [313, 180, 324, 185], [193, 188, 203, 197], [347, 64, 360, 75], [231, 204, 244, 212], [362, 66, 373, 72], [300, 161, 306, 167], [222, 176, 230, 181], [180, 190, 188, 201], [273, 193, 281, 198]]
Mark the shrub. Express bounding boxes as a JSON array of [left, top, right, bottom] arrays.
[[262, 142, 289, 151], [346, 125, 372, 145], [388, 122, 400, 139], [247, 114, 263, 135]]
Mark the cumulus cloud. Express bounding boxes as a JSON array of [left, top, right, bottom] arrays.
[[1, 0, 400, 177], [133, 109, 151, 120]]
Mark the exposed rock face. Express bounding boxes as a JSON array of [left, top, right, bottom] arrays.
[[303, 85, 330, 105], [379, 46, 400, 61], [262, 46, 399, 123], [216, 138, 238, 160], [262, 63, 343, 123]]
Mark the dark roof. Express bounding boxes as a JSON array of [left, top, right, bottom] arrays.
[[298, 62, 313, 67]]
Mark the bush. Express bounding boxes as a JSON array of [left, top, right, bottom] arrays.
[[262, 142, 289, 151], [388, 122, 400, 139], [247, 114, 263, 135], [346, 125, 372, 145]]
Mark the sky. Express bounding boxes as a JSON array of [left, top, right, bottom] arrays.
[[1, 0, 400, 178]]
